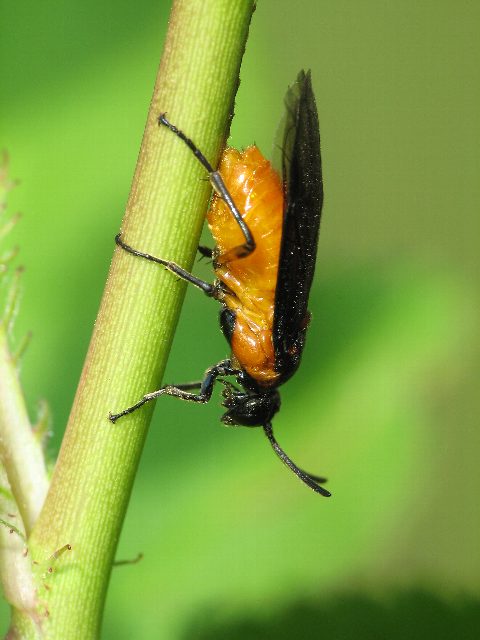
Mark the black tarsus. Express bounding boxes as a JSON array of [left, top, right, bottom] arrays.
[[109, 359, 236, 424], [197, 245, 214, 260], [157, 113, 255, 263], [157, 113, 215, 174], [115, 233, 216, 297], [263, 422, 331, 496]]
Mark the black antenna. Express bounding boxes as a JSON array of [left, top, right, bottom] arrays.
[[263, 422, 331, 497]]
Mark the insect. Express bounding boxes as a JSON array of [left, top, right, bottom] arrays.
[[110, 70, 330, 496]]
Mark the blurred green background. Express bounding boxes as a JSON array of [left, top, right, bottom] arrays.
[[1, 0, 479, 637]]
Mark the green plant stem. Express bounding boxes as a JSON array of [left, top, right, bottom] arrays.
[[1, 157, 49, 539], [13, 0, 255, 637], [0, 320, 46, 634], [0, 313, 49, 537], [0, 154, 46, 635], [0, 467, 39, 632]]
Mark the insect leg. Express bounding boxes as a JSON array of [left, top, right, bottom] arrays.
[[109, 359, 237, 423], [158, 114, 255, 263], [197, 245, 213, 259], [263, 422, 331, 497], [115, 234, 215, 297]]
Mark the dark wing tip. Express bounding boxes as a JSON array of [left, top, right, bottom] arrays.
[[272, 69, 323, 377]]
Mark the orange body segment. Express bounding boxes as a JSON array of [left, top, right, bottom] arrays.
[[207, 146, 284, 385]]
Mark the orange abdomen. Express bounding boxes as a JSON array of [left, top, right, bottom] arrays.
[[207, 146, 284, 385]]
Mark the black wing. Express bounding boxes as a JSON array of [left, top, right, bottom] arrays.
[[273, 70, 324, 383]]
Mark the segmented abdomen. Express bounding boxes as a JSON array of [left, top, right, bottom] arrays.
[[207, 146, 284, 385]]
